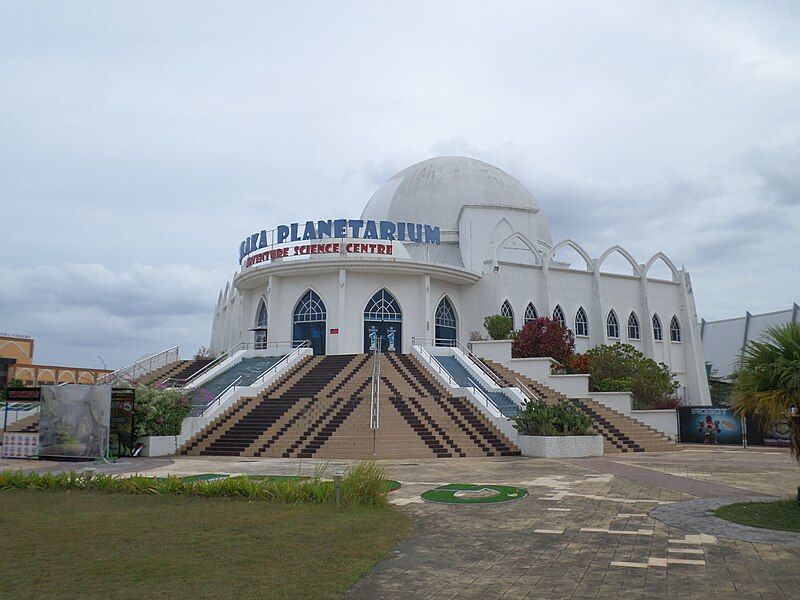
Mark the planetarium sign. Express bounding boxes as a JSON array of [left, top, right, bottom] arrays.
[[238, 219, 441, 266]]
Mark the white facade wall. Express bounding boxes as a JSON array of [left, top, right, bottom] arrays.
[[209, 157, 712, 405]]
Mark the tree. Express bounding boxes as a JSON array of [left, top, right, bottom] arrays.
[[732, 323, 800, 462], [511, 317, 574, 365], [483, 315, 514, 340]]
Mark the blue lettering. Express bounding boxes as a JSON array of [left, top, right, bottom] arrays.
[[239, 240, 247, 261], [363, 220, 378, 239], [379, 221, 396, 240], [302, 221, 317, 240], [424, 225, 440, 245], [250, 233, 260, 253], [316, 220, 332, 239], [277, 225, 290, 243], [333, 219, 347, 238], [406, 223, 422, 242], [258, 230, 268, 249], [397, 222, 407, 241], [290, 223, 300, 242], [348, 219, 364, 238]]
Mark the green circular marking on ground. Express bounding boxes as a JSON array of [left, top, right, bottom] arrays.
[[421, 483, 527, 504], [384, 480, 401, 492]]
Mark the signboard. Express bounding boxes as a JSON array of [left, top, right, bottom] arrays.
[[745, 414, 791, 447], [2, 432, 38, 458], [678, 407, 743, 445], [110, 388, 136, 457], [238, 218, 441, 264], [245, 242, 395, 268], [39, 384, 112, 459], [6, 387, 41, 402]]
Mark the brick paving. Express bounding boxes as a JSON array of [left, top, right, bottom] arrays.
[[6, 447, 800, 598]]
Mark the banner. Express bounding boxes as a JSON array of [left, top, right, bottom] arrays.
[[745, 415, 791, 447], [678, 406, 743, 445], [39, 385, 111, 459]]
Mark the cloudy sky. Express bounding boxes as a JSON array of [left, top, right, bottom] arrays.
[[1, 1, 798, 369]]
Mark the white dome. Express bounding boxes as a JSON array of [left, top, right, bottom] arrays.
[[360, 156, 544, 232]]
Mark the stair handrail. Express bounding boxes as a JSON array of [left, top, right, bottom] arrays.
[[200, 374, 244, 416], [169, 342, 247, 388], [512, 376, 543, 404], [97, 345, 180, 384], [250, 340, 311, 388], [411, 336, 509, 390], [370, 337, 382, 430], [411, 338, 502, 418]]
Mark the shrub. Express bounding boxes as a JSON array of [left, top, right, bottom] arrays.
[[585, 343, 679, 408], [483, 315, 514, 340], [134, 385, 191, 437], [511, 317, 575, 365], [567, 353, 591, 375], [0, 460, 390, 507], [512, 400, 593, 436]]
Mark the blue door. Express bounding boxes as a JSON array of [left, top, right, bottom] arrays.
[[293, 291, 327, 355], [363, 289, 403, 353]]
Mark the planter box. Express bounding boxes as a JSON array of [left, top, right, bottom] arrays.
[[136, 436, 180, 457], [516, 434, 603, 458]]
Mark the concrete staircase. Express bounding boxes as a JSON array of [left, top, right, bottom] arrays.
[[180, 353, 519, 459], [481, 359, 677, 453], [133, 359, 189, 386], [3, 413, 39, 433]]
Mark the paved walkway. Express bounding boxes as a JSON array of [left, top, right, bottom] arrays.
[[4, 448, 800, 598]]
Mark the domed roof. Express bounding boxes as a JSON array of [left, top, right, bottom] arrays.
[[360, 156, 542, 231]]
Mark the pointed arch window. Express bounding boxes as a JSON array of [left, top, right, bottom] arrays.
[[293, 291, 326, 323], [670, 316, 682, 342], [524, 302, 538, 324], [575, 307, 588, 337], [501, 300, 514, 323], [435, 297, 457, 346], [652, 314, 663, 341], [255, 300, 268, 328], [364, 289, 402, 322], [553, 305, 566, 328], [627, 312, 640, 340], [606, 310, 620, 338]]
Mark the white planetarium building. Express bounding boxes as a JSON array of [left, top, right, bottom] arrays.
[[210, 157, 711, 404]]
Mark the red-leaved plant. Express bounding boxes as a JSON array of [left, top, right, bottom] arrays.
[[511, 317, 575, 365]]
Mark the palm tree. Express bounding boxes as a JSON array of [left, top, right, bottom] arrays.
[[732, 323, 800, 462]]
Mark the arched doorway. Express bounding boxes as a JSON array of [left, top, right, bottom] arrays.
[[253, 299, 268, 349], [363, 289, 402, 353], [293, 290, 327, 355], [435, 297, 457, 346]]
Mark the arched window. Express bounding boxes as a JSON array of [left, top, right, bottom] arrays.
[[553, 305, 566, 328], [293, 291, 327, 354], [255, 300, 268, 328], [435, 297, 457, 346], [575, 307, 588, 337], [501, 300, 514, 323], [364, 289, 402, 322], [627, 312, 640, 340], [293, 291, 326, 323], [606, 310, 620, 338], [524, 302, 538, 324], [652, 314, 663, 341], [670, 316, 682, 342], [254, 299, 268, 348]]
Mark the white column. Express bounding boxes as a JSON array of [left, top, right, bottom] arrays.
[[639, 266, 655, 358], [337, 268, 346, 354], [590, 259, 605, 345], [424, 274, 431, 348]]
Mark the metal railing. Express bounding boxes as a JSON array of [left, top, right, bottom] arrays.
[[410, 338, 502, 418], [198, 341, 311, 417], [413, 337, 510, 389], [97, 345, 180, 384], [370, 337, 382, 431]]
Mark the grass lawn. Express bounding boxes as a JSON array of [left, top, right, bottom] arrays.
[[0, 490, 410, 599], [715, 499, 800, 533]]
